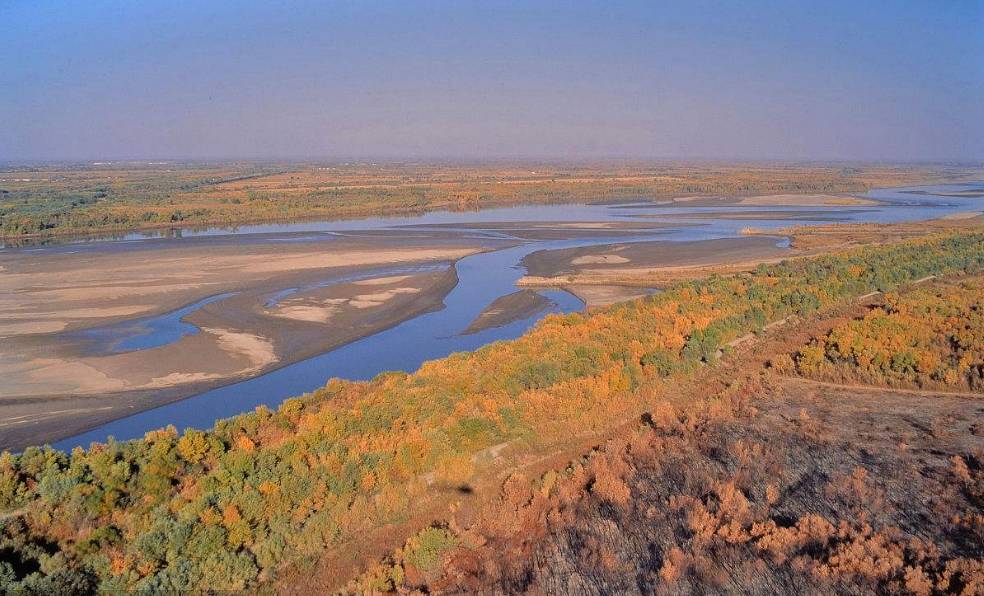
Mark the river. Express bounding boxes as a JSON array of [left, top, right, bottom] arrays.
[[20, 182, 979, 450]]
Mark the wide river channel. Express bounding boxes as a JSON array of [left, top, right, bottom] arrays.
[[14, 182, 977, 450]]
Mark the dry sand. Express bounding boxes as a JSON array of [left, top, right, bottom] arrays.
[[565, 285, 655, 308], [518, 236, 793, 307], [521, 236, 789, 279], [570, 254, 630, 265], [270, 303, 344, 324], [400, 220, 684, 241], [351, 275, 413, 285], [0, 234, 483, 450], [349, 287, 422, 309], [737, 193, 878, 206], [0, 265, 461, 450], [1, 268, 461, 398], [0, 238, 481, 340], [463, 290, 552, 334]]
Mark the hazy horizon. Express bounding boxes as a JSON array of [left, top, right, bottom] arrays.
[[2, 1, 982, 162], [4, 157, 984, 169]]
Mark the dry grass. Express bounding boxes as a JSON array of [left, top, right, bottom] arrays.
[[360, 375, 982, 595]]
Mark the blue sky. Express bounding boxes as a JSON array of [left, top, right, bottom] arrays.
[[1, 0, 981, 161]]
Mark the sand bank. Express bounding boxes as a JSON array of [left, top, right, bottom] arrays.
[[463, 290, 553, 334], [521, 236, 789, 279], [0, 236, 482, 339], [737, 193, 878, 206], [518, 236, 793, 307], [0, 235, 482, 450]]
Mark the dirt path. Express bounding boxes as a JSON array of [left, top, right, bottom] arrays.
[[783, 376, 982, 400]]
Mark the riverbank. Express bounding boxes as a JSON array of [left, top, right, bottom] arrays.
[[515, 212, 984, 306], [747, 212, 984, 251], [517, 236, 793, 305], [463, 289, 553, 334]]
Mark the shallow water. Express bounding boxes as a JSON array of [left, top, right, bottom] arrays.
[[54, 241, 586, 449], [68, 292, 238, 354], [31, 182, 982, 450]]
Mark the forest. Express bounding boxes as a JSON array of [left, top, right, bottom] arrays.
[[787, 278, 984, 391], [351, 279, 984, 595], [0, 231, 982, 592]]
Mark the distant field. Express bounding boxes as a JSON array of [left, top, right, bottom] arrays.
[[2, 161, 980, 239]]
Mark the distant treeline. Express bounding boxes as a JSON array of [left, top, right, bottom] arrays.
[[1, 163, 960, 238], [0, 231, 982, 592]]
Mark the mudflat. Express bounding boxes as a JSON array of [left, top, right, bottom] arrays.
[[0, 233, 495, 450], [520, 236, 789, 279], [517, 236, 792, 306], [736, 193, 879, 206], [400, 220, 687, 241], [463, 289, 553, 334], [0, 236, 482, 338], [637, 192, 878, 208]]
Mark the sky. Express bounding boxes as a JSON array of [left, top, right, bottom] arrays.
[[1, 0, 982, 162]]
